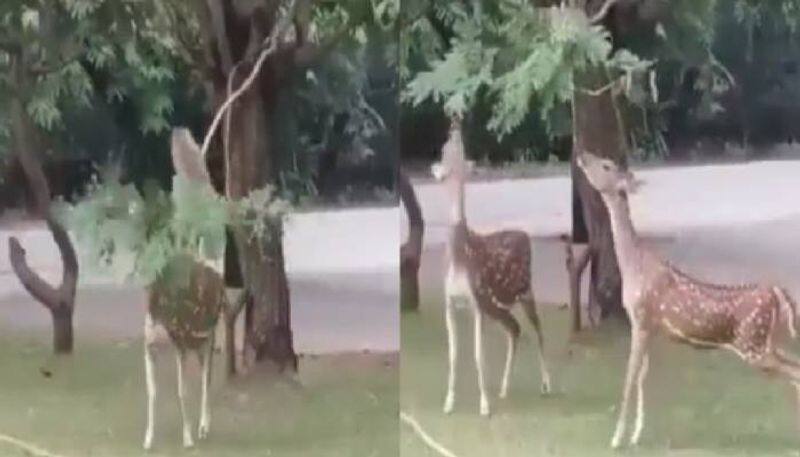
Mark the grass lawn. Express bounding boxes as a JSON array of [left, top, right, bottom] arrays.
[[0, 330, 397, 457], [401, 303, 800, 457]]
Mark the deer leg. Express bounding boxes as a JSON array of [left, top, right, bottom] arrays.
[[567, 244, 592, 332], [485, 309, 520, 400], [443, 296, 458, 414], [611, 326, 649, 449], [176, 351, 194, 448], [630, 352, 650, 446], [763, 350, 800, 430], [473, 309, 490, 416], [198, 339, 213, 440], [143, 313, 157, 451], [520, 295, 552, 394]]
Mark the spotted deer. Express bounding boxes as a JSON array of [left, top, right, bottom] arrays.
[[576, 151, 800, 448], [433, 117, 551, 416], [143, 130, 229, 450]]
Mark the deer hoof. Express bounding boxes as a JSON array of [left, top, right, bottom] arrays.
[[479, 398, 490, 417], [610, 434, 624, 449], [443, 394, 455, 414], [183, 432, 195, 449], [198, 423, 210, 440], [142, 436, 153, 451]]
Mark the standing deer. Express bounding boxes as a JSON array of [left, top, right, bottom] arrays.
[[144, 255, 227, 450], [143, 129, 230, 450], [433, 117, 551, 416], [576, 151, 800, 448]]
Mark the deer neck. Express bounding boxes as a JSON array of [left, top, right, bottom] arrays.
[[601, 190, 643, 280], [446, 179, 468, 266]]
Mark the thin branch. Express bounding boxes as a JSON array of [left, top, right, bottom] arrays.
[[589, 0, 618, 24], [0, 432, 70, 457], [28, 47, 83, 76], [223, 63, 240, 197], [578, 79, 619, 97], [400, 411, 459, 457], [200, 0, 298, 157]]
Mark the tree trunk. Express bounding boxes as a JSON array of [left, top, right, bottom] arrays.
[[51, 307, 74, 354], [399, 170, 424, 311], [570, 66, 628, 321], [7, 61, 79, 353], [199, 0, 299, 372]]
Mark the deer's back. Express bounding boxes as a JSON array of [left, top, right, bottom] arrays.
[[644, 266, 777, 351], [465, 229, 531, 307], [148, 256, 224, 350]]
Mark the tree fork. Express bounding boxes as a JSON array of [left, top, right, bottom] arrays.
[[7, 66, 79, 353]]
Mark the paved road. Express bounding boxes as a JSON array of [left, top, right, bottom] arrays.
[[0, 208, 399, 354], [407, 159, 800, 307], [4, 158, 800, 352]]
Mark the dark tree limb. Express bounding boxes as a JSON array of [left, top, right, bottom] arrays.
[[399, 170, 424, 311], [7, 57, 78, 354], [563, 237, 593, 333]]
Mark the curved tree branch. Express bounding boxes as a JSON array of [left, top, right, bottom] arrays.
[[589, 0, 618, 24]]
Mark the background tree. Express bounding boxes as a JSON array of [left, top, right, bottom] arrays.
[[0, 0, 179, 352], [399, 169, 423, 311], [149, 0, 397, 371]]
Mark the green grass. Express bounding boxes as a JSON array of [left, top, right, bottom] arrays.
[[0, 331, 397, 457], [401, 304, 800, 457]]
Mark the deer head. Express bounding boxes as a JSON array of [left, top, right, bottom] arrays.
[[431, 116, 474, 183], [576, 151, 643, 196]]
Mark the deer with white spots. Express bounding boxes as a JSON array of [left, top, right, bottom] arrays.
[[433, 117, 551, 417], [143, 130, 229, 450], [576, 151, 800, 448]]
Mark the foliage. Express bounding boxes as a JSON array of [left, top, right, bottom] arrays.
[[400, 0, 800, 161], [402, 1, 651, 138], [57, 173, 291, 287], [0, 0, 184, 136], [276, 0, 398, 201]]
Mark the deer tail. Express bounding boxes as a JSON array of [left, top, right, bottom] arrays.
[[773, 286, 798, 339]]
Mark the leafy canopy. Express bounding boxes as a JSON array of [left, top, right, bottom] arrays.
[[402, 2, 650, 137]]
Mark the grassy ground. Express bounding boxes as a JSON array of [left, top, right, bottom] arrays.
[[401, 303, 800, 457], [0, 330, 397, 457]]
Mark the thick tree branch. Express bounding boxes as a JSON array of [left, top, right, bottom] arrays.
[[206, 0, 235, 74], [8, 235, 61, 309]]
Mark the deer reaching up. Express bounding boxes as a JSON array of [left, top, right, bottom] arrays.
[[143, 130, 229, 450], [577, 151, 800, 448], [433, 117, 551, 416]]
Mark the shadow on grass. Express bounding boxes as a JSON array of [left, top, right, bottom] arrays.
[[402, 302, 800, 457], [0, 330, 397, 457]]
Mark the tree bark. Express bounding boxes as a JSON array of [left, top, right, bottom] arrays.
[[51, 307, 74, 353], [571, 66, 628, 321], [399, 170, 424, 311], [200, 0, 299, 372], [7, 68, 79, 353]]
